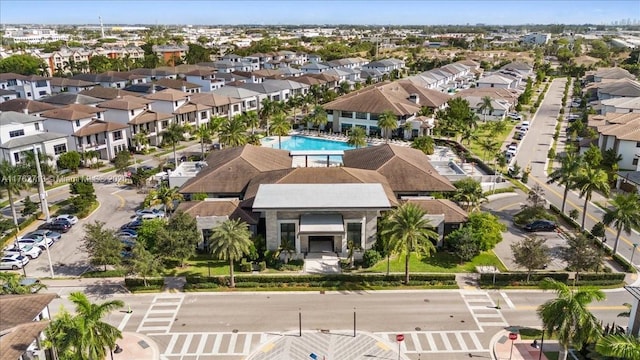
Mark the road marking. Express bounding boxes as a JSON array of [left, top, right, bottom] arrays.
[[117, 312, 132, 331], [196, 334, 208, 355], [212, 333, 223, 353], [440, 333, 452, 351], [411, 333, 423, 353], [500, 292, 515, 309], [455, 332, 468, 351], [470, 332, 483, 350], [496, 202, 523, 212], [228, 333, 238, 354], [181, 334, 193, 354], [243, 333, 253, 354], [376, 341, 390, 351], [426, 332, 436, 351], [165, 334, 179, 354]]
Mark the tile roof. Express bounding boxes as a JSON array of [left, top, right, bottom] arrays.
[[40, 93, 103, 106], [155, 78, 202, 90], [189, 92, 243, 107], [129, 110, 173, 125], [97, 96, 152, 110], [403, 198, 468, 223], [145, 88, 190, 102], [48, 77, 96, 87], [598, 78, 640, 97], [179, 145, 292, 194], [323, 82, 421, 116], [41, 104, 99, 121], [477, 74, 514, 85], [241, 167, 399, 208], [176, 199, 258, 224], [587, 67, 635, 80], [211, 86, 261, 99], [0, 99, 57, 114], [595, 112, 640, 141], [78, 86, 141, 100], [174, 102, 211, 114], [0, 293, 56, 332], [0, 321, 50, 359], [343, 144, 456, 193], [73, 119, 129, 137]]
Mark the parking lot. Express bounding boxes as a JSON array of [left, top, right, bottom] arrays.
[[3, 182, 147, 278]]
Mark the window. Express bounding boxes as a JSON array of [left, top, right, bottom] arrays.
[[7, 80, 17, 86], [200, 111, 207, 120], [175, 101, 179, 107], [36, 80, 48, 87], [113, 130, 122, 141], [13, 153, 20, 163], [26, 92, 32, 97], [356, 112, 367, 120], [9, 129, 24, 138], [116, 83, 121, 88], [161, 120, 169, 128], [96, 112, 101, 119], [53, 144, 67, 155], [341, 111, 353, 119], [234, 105, 240, 112], [347, 223, 362, 244], [39, 90, 47, 96], [34, 123, 40, 131], [75, 120, 80, 127], [280, 223, 296, 248], [633, 158, 638, 166], [636, 142, 640, 148], [131, 110, 135, 116]]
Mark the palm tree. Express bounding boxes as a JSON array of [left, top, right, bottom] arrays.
[[548, 152, 583, 213], [453, 178, 486, 211], [309, 84, 323, 105], [46, 292, 124, 360], [242, 110, 260, 135], [574, 164, 610, 229], [347, 126, 367, 148], [0, 160, 27, 234], [209, 218, 253, 288], [478, 138, 500, 162], [259, 98, 276, 134], [194, 123, 212, 159], [0, 273, 46, 294], [219, 116, 248, 147], [338, 81, 350, 95], [132, 131, 149, 153], [378, 110, 398, 143], [596, 334, 640, 359], [288, 94, 303, 124], [38, 62, 50, 77], [537, 277, 605, 360], [411, 135, 435, 155], [161, 123, 185, 165], [381, 203, 437, 284], [313, 105, 329, 129], [148, 185, 183, 214], [603, 192, 640, 255], [269, 112, 291, 149], [477, 96, 494, 122]]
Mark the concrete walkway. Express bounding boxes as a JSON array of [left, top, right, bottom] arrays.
[[304, 254, 342, 274], [493, 330, 561, 360], [108, 332, 160, 360]]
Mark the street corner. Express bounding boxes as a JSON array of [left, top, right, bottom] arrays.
[[110, 332, 160, 360]]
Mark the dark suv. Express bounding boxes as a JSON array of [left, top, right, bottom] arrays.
[[524, 220, 557, 232], [41, 220, 72, 233]]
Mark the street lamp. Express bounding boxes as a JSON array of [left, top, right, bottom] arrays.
[[630, 243, 639, 265]]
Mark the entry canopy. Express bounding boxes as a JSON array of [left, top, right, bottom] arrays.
[[252, 183, 391, 210], [299, 214, 344, 234]]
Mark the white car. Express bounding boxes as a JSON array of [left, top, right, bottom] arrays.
[[520, 121, 530, 128], [135, 209, 165, 218], [508, 112, 522, 121], [0, 253, 29, 270], [56, 214, 78, 225], [18, 236, 54, 250], [5, 244, 42, 259]]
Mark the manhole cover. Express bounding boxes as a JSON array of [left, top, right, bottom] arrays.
[[232, 329, 239, 333], [415, 327, 422, 331]]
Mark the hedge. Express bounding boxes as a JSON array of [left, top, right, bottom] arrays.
[[480, 272, 625, 287], [124, 277, 165, 287]]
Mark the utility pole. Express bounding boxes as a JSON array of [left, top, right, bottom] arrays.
[[32, 145, 54, 278]]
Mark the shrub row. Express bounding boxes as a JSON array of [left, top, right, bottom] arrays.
[[184, 279, 457, 290], [186, 273, 456, 286], [479, 272, 625, 287], [124, 277, 165, 287], [81, 269, 127, 278]]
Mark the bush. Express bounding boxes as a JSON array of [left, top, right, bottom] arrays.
[[362, 249, 381, 268], [612, 254, 636, 273], [240, 259, 253, 272], [258, 261, 267, 272], [514, 206, 556, 225], [82, 269, 127, 278], [479, 272, 569, 286], [547, 148, 556, 159]]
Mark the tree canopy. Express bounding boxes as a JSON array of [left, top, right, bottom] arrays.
[[0, 54, 46, 75]]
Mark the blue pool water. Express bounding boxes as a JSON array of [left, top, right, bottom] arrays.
[[270, 136, 356, 151]]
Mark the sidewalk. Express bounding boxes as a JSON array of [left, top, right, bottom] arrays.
[[493, 331, 560, 360], [108, 332, 159, 360]]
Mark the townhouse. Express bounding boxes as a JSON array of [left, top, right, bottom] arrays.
[[0, 89, 19, 103], [476, 74, 519, 89], [39, 93, 104, 107], [38, 45, 144, 77], [237, 79, 310, 102], [211, 86, 263, 113], [591, 112, 640, 170], [600, 97, 640, 115], [48, 77, 96, 94], [97, 96, 171, 147], [71, 73, 129, 89], [0, 294, 57, 360], [0, 73, 51, 100], [184, 69, 225, 92], [361, 58, 405, 74], [190, 92, 244, 119], [154, 78, 202, 94], [0, 111, 68, 165], [0, 99, 57, 116], [152, 44, 189, 66], [145, 88, 213, 129]]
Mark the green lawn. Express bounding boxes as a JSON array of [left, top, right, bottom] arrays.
[[163, 255, 230, 277], [467, 122, 517, 162], [366, 251, 507, 273]]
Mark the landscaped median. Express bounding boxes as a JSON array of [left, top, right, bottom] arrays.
[[124, 273, 458, 293]]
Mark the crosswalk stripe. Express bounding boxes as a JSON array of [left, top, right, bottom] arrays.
[[470, 332, 483, 350], [196, 334, 208, 354], [425, 332, 437, 351], [212, 333, 223, 353], [411, 333, 423, 353], [440, 333, 452, 351], [455, 332, 468, 351], [165, 334, 178, 354], [228, 333, 238, 354], [243, 333, 253, 354], [181, 334, 193, 354]]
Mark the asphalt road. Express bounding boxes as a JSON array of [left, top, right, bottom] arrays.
[[514, 78, 640, 266]]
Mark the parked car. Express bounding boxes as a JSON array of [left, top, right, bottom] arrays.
[[524, 220, 557, 232], [121, 219, 143, 230], [119, 228, 138, 236], [508, 112, 522, 121], [135, 209, 165, 218], [17, 236, 54, 250], [0, 253, 29, 270], [27, 230, 62, 242], [41, 220, 71, 233], [55, 214, 78, 225], [4, 244, 42, 259]]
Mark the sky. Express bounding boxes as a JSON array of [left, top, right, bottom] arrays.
[[1, 0, 638, 26]]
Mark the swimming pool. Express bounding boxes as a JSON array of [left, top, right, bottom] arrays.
[[268, 136, 356, 151]]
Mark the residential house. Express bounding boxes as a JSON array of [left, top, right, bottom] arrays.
[[128, 68, 177, 82], [48, 77, 96, 94], [456, 94, 511, 121], [593, 112, 640, 170], [0, 111, 68, 165], [500, 61, 534, 79], [185, 69, 225, 92], [78, 86, 141, 100], [71, 73, 128, 89], [154, 78, 202, 94], [301, 62, 329, 74], [601, 97, 640, 115], [0, 89, 19, 103], [152, 45, 189, 66], [190, 92, 243, 119], [362, 58, 405, 74], [0, 73, 51, 100], [476, 74, 517, 89], [521, 32, 551, 45], [39, 93, 104, 107], [404, 198, 468, 246], [123, 83, 168, 95], [323, 81, 449, 137], [594, 79, 640, 101], [144, 88, 190, 114], [237, 79, 310, 102], [0, 294, 57, 360], [211, 86, 263, 112], [0, 99, 57, 116], [584, 67, 635, 84]]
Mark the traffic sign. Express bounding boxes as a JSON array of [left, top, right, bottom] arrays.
[[396, 334, 405, 342], [509, 332, 518, 340]]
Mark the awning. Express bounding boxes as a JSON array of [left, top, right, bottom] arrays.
[[299, 214, 344, 234]]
